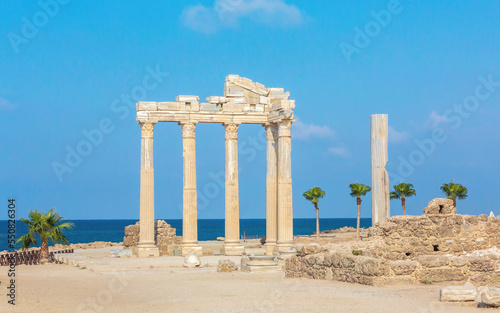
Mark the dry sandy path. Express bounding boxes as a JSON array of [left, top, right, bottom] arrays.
[[0, 262, 480, 313]]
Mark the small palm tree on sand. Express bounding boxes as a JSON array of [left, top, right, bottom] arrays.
[[303, 187, 326, 240], [349, 183, 371, 241], [390, 183, 416, 216], [17, 209, 74, 264], [440, 180, 468, 208]]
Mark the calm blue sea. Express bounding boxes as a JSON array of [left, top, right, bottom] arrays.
[[0, 218, 371, 251]]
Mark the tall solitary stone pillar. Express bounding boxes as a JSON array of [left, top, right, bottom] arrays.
[[371, 114, 390, 226], [221, 123, 244, 256], [180, 122, 202, 256], [276, 120, 294, 252], [137, 122, 159, 257], [264, 124, 278, 255]]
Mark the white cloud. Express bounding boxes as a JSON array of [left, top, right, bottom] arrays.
[[388, 126, 408, 144], [428, 110, 447, 128], [0, 97, 17, 110], [328, 146, 350, 158], [292, 118, 335, 140], [181, 0, 305, 34]]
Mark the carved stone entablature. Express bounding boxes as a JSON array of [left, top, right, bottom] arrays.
[[136, 75, 295, 126], [224, 123, 239, 140], [140, 122, 155, 138]]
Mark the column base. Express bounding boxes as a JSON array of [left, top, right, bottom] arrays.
[[273, 242, 293, 254], [265, 242, 277, 255], [136, 245, 159, 258], [181, 244, 203, 256], [221, 244, 245, 256]]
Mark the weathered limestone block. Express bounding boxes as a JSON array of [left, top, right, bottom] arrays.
[[449, 256, 468, 268], [390, 260, 418, 275], [271, 100, 295, 111], [468, 256, 496, 272], [176, 95, 199, 103], [157, 102, 180, 111], [123, 220, 180, 256], [137, 101, 157, 111], [440, 282, 477, 302], [424, 198, 456, 215], [481, 288, 500, 307], [184, 254, 201, 268], [199, 103, 221, 112], [206, 96, 228, 104], [415, 255, 449, 268], [355, 257, 391, 277], [296, 244, 328, 256], [268, 88, 290, 100], [417, 268, 467, 283], [217, 259, 238, 272]]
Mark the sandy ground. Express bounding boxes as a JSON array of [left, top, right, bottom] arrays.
[[0, 246, 481, 313]]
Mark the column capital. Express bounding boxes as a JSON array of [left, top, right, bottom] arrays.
[[179, 121, 197, 139], [139, 122, 156, 138], [264, 124, 278, 141], [223, 123, 239, 140], [278, 120, 293, 137]]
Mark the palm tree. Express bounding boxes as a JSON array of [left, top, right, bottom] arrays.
[[390, 183, 416, 216], [303, 187, 326, 240], [17, 209, 74, 264], [440, 180, 468, 208], [349, 183, 371, 241]]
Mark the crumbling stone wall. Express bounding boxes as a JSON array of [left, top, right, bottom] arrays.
[[285, 198, 500, 286], [368, 198, 500, 259], [123, 220, 182, 256], [286, 246, 500, 286]]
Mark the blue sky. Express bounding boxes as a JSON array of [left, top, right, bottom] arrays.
[[1, 0, 499, 220]]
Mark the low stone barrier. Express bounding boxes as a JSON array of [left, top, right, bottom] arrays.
[[285, 247, 500, 286], [368, 199, 500, 259]]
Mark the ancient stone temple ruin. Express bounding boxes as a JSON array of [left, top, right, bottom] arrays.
[[135, 75, 295, 257]]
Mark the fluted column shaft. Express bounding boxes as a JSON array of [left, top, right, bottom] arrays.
[[137, 122, 159, 257], [276, 120, 293, 250], [180, 122, 202, 255], [265, 124, 278, 255], [222, 123, 244, 255]]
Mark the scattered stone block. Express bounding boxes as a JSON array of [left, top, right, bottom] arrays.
[[481, 287, 500, 307], [110, 249, 132, 258], [440, 282, 477, 302], [217, 259, 238, 272], [183, 254, 201, 268]]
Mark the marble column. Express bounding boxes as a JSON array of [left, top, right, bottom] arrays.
[[264, 124, 278, 255], [371, 114, 390, 226], [221, 123, 244, 256], [276, 120, 294, 252], [180, 122, 203, 256], [137, 122, 159, 257]]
